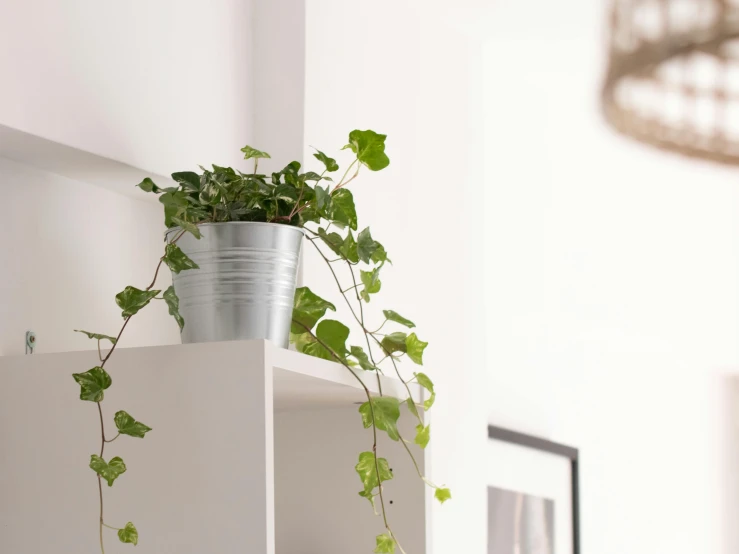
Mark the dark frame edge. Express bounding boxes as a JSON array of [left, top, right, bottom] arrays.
[[487, 424, 581, 554]]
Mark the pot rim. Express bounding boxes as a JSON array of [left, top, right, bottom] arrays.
[[165, 220, 306, 238]]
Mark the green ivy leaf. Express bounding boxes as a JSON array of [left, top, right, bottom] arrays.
[[159, 190, 189, 208], [170, 217, 202, 239], [72, 367, 112, 402], [241, 145, 271, 160], [163, 286, 185, 331], [425, 392, 436, 411], [415, 423, 430, 449], [74, 330, 117, 344], [137, 178, 158, 193], [136, 177, 160, 193], [435, 487, 452, 504], [289, 331, 314, 354], [115, 286, 160, 318], [273, 183, 299, 203], [164, 204, 182, 228], [374, 533, 396, 554], [118, 522, 138, 546], [89, 455, 126, 487], [303, 171, 331, 182], [114, 411, 152, 439], [359, 397, 401, 441], [355, 451, 393, 504], [303, 319, 349, 361], [199, 181, 224, 206], [357, 228, 379, 264], [317, 319, 349, 356], [315, 185, 332, 213], [276, 161, 301, 179], [171, 171, 201, 192], [360, 268, 382, 301], [317, 227, 345, 258], [381, 332, 407, 355], [405, 333, 428, 365], [159, 189, 190, 227], [415, 372, 436, 410], [163, 243, 200, 274], [350, 346, 375, 371], [291, 287, 336, 334], [313, 150, 339, 172], [372, 242, 390, 265], [331, 189, 358, 231], [346, 130, 390, 171], [340, 230, 359, 263], [299, 207, 322, 226], [212, 164, 237, 177], [359, 489, 378, 512], [382, 310, 415, 328], [406, 397, 420, 419]]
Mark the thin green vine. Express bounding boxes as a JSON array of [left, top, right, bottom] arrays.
[[292, 225, 449, 554], [73, 228, 200, 552]]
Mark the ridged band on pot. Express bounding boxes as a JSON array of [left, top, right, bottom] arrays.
[[165, 222, 304, 348]]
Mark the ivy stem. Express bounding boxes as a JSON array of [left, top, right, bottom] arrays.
[[303, 231, 363, 326], [396, 428, 437, 488], [304, 230, 385, 385], [334, 167, 360, 192], [100, 317, 131, 368], [346, 262, 384, 394], [305, 230, 419, 411], [331, 159, 359, 193], [102, 523, 121, 531], [97, 402, 106, 455], [371, 320, 388, 334], [296, 224, 430, 554], [91, 226, 188, 554], [97, 340, 103, 363], [384, 356, 423, 426], [287, 180, 305, 220], [146, 257, 165, 292], [98, 476, 105, 554], [291, 320, 402, 552]]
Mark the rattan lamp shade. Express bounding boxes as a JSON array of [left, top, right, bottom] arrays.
[[602, 0, 739, 165]]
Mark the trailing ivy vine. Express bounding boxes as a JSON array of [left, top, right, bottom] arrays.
[[72, 228, 200, 552], [76, 130, 448, 554]]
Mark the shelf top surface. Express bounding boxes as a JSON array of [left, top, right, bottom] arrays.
[[0, 123, 171, 201], [0, 339, 423, 412]]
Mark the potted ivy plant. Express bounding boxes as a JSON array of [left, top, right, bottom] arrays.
[[71, 130, 449, 554]]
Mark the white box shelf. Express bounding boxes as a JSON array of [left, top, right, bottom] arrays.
[[0, 340, 428, 553]]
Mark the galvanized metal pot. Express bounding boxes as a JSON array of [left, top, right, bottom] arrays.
[[165, 222, 304, 348]]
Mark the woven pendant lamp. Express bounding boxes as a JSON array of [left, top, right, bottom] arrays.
[[602, 0, 739, 165]]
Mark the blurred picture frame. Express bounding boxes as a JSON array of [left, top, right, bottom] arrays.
[[487, 425, 580, 554]]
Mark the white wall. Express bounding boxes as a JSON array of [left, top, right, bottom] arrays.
[[0, 0, 255, 176], [0, 157, 180, 356], [484, 1, 738, 553]]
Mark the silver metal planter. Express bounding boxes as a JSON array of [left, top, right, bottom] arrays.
[[166, 222, 304, 348]]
